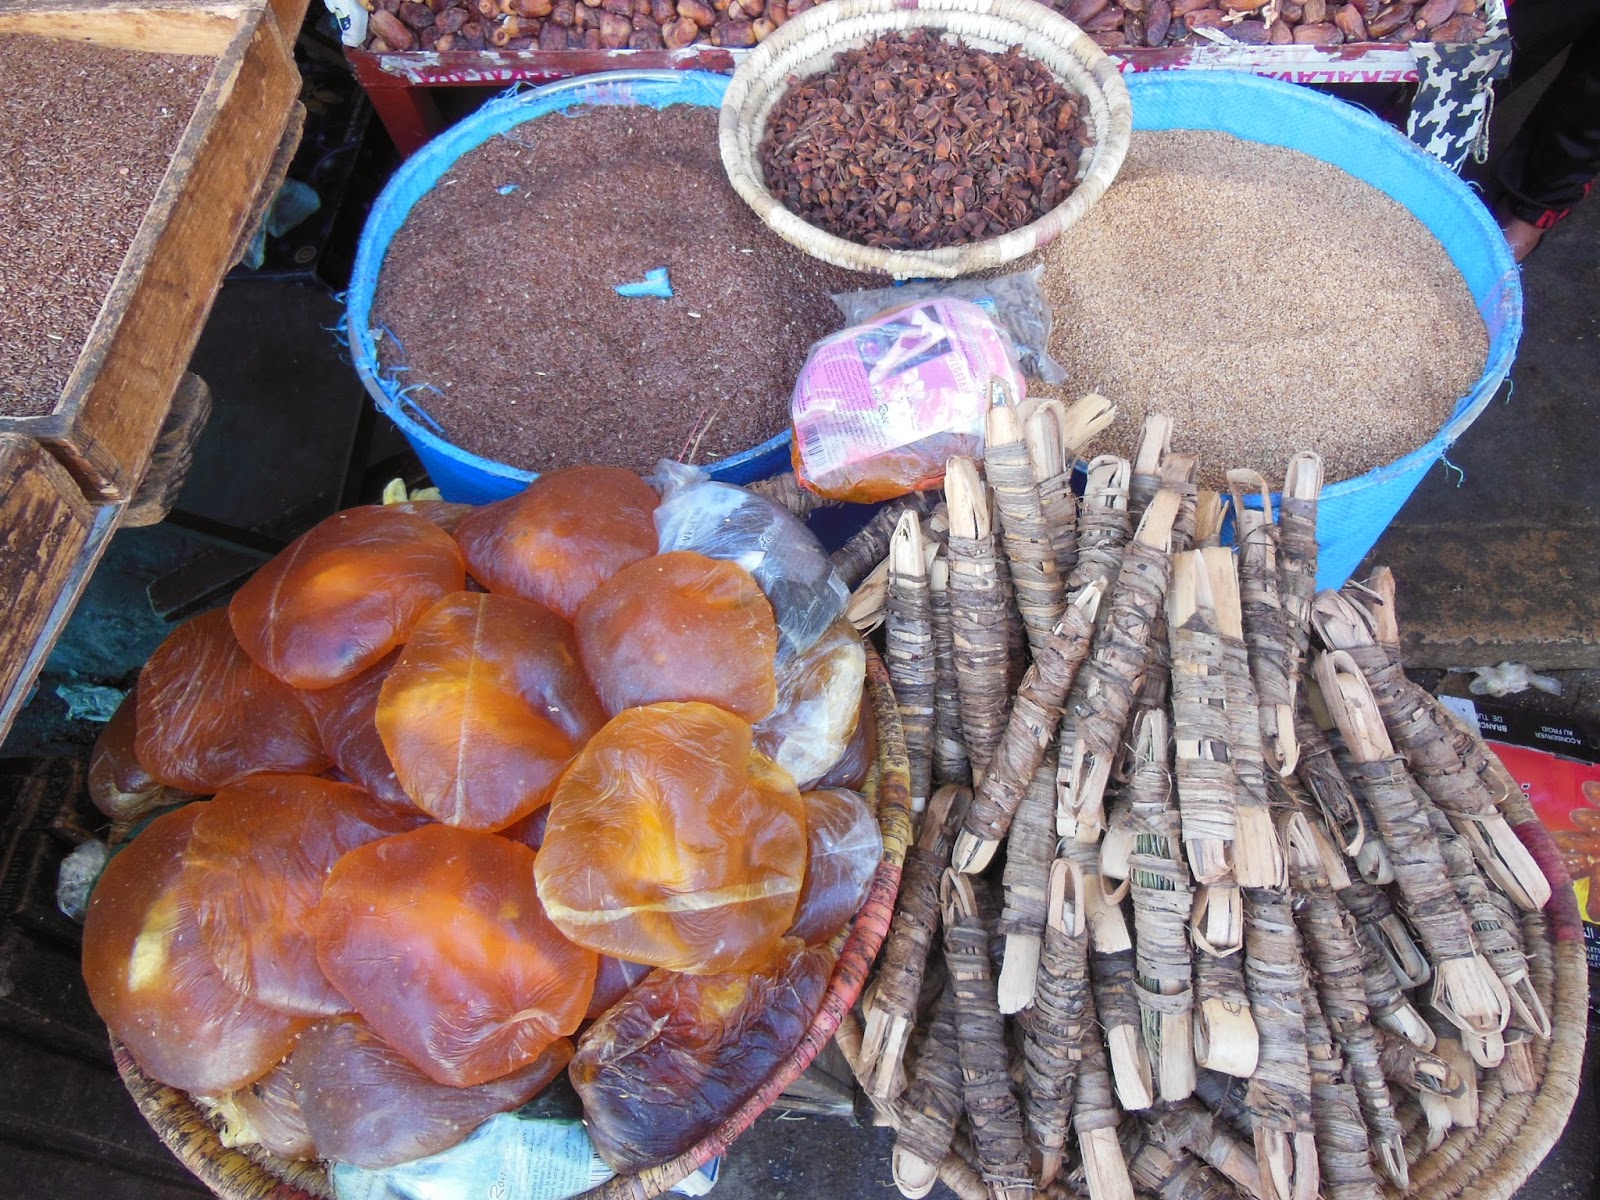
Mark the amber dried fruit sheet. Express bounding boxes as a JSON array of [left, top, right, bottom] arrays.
[[292, 1017, 571, 1169], [454, 466, 660, 619], [301, 652, 413, 812], [186, 775, 427, 1016], [203, 1055, 316, 1162], [576, 551, 779, 722], [135, 607, 329, 794], [571, 939, 835, 1172], [81, 805, 309, 1094], [88, 685, 182, 821], [315, 824, 596, 1087], [229, 505, 466, 689], [536, 702, 806, 974], [787, 787, 881, 945], [376, 592, 605, 831]]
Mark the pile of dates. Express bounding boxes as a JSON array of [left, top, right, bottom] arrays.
[[81, 465, 880, 1173], [361, 0, 1485, 53], [1040, 0, 1485, 48], [363, 0, 804, 52]]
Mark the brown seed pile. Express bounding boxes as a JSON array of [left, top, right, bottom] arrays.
[[0, 37, 211, 416], [1055, 0, 1486, 50], [373, 105, 872, 475], [759, 31, 1092, 252], [1040, 129, 1488, 486]]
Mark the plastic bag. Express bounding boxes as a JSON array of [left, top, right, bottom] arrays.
[[653, 461, 848, 661], [830, 267, 1067, 384], [753, 619, 866, 789], [790, 298, 1025, 503]]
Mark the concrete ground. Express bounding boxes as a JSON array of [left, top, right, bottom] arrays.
[[1, 67, 1597, 1200]]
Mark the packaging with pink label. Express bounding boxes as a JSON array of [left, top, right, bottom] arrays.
[[790, 298, 1025, 503]]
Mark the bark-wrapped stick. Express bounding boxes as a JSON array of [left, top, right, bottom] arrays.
[[956, 584, 1101, 875], [996, 753, 1060, 1014], [941, 871, 1032, 1200], [1227, 469, 1298, 776], [1373, 1027, 1462, 1098], [890, 981, 965, 1199], [945, 458, 1012, 782], [1059, 487, 1181, 842], [1143, 1103, 1264, 1200], [1073, 944, 1136, 1200], [859, 785, 967, 1100], [1129, 412, 1173, 526], [988, 386, 1067, 660], [1206, 545, 1285, 888], [1078, 840, 1155, 1113], [928, 551, 972, 788], [832, 493, 935, 589], [1312, 651, 1511, 1043], [1130, 1136, 1243, 1200], [1021, 858, 1093, 1187], [1241, 883, 1319, 1200], [1122, 707, 1197, 1103], [888, 512, 936, 815], [1276, 453, 1322, 693], [1067, 455, 1132, 603], [1299, 983, 1383, 1200], [1280, 804, 1406, 1187], [1192, 886, 1259, 1079]]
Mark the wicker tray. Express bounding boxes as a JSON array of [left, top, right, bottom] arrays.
[[718, 0, 1133, 279], [112, 643, 914, 1200]]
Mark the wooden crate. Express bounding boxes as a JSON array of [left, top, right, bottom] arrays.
[[0, 0, 302, 502], [0, 436, 120, 733]]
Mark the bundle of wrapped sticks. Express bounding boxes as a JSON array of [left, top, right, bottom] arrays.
[[802, 388, 1558, 1200]]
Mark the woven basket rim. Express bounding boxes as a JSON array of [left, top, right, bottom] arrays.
[[111, 640, 914, 1200], [718, 0, 1134, 279]]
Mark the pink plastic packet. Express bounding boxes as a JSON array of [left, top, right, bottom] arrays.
[[790, 298, 1025, 503]]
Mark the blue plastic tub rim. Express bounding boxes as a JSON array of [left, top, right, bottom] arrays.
[[347, 70, 791, 493], [1123, 72, 1522, 511]]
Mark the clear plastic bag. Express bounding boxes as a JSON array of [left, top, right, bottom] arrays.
[[753, 619, 866, 789], [653, 461, 848, 661], [829, 267, 1067, 384], [790, 298, 1025, 503]]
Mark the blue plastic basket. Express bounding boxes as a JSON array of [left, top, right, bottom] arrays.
[[347, 71, 790, 507], [1125, 73, 1522, 589]]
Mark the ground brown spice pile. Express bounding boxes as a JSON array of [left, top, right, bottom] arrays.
[[0, 37, 211, 416], [1040, 130, 1488, 486], [373, 106, 873, 475]]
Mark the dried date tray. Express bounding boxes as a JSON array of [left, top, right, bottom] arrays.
[[718, 0, 1133, 278]]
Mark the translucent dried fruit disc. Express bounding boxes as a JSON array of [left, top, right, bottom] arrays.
[[202, 1055, 315, 1162], [81, 805, 309, 1094], [576, 551, 779, 722], [536, 702, 806, 974], [315, 823, 596, 1087], [787, 787, 881, 945], [376, 592, 605, 831], [454, 466, 660, 619], [291, 1017, 572, 1169], [186, 775, 428, 1016], [135, 607, 329, 795], [301, 652, 414, 812]]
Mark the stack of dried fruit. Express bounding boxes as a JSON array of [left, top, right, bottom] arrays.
[[1054, 0, 1487, 48], [362, 0, 803, 52], [359, 0, 1488, 53], [81, 465, 882, 1175], [758, 31, 1094, 251], [822, 392, 1555, 1200]]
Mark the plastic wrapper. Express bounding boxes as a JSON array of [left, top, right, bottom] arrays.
[[787, 788, 882, 945], [570, 938, 835, 1173], [376, 592, 605, 831], [291, 1017, 572, 1169], [229, 505, 466, 690], [186, 775, 427, 1017], [328, 1115, 721, 1200], [88, 686, 188, 820], [753, 618, 865, 789], [135, 608, 330, 793], [202, 1056, 316, 1162], [576, 552, 779, 724], [816, 693, 875, 791], [56, 840, 110, 923], [535, 702, 806, 975], [453, 466, 660, 619], [301, 653, 413, 812], [653, 461, 848, 661], [829, 267, 1067, 384], [790, 298, 1025, 503], [316, 824, 597, 1087], [81, 805, 310, 1094]]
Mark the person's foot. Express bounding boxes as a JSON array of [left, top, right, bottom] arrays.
[[1500, 214, 1545, 264]]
